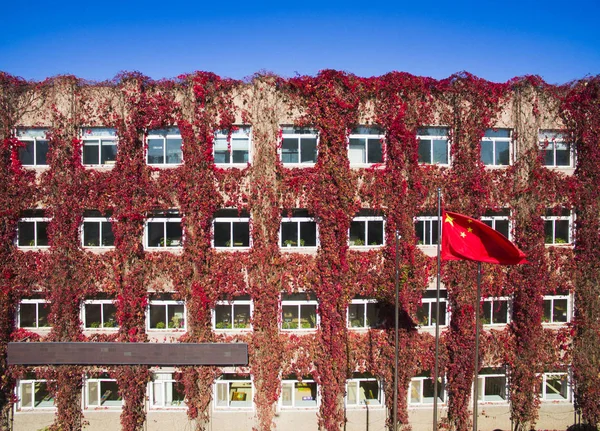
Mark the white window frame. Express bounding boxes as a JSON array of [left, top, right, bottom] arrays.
[[345, 375, 384, 408], [279, 377, 319, 409], [476, 369, 508, 403], [409, 375, 445, 405], [281, 295, 319, 331], [212, 298, 253, 331], [214, 126, 252, 167], [147, 300, 186, 331], [15, 379, 55, 411], [481, 211, 512, 241], [347, 299, 380, 329], [481, 297, 511, 326], [539, 130, 575, 168], [414, 215, 439, 246], [280, 215, 318, 249], [144, 214, 183, 250], [81, 299, 118, 330], [84, 375, 123, 409], [16, 128, 49, 167], [146, 127, 183, 166], [542, 294, 571, 325], [543, 211, 573, 245], [81, 217, 115, 248], [538, 371, 570, 402], [416, 291, 448, 328], [81, 127, 118, 167], [280, 127, 318, 166], [214, 375, 254, 410], [349, 216, 385, 247], [480, 129, 512, 167], [417, 127, 450, 166], [348, 127, 385, 166], [212, 216, 251, 249], [149, 372, 186, 409], [17, 299, 50, 329], [17, 217, 51, 249]]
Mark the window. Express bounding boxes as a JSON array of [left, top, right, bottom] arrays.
[[415, 213, 439, 246], [17, 210, 50, 248], [417, 127, 449, 165], [145, 211, 183, 249], [212, 209, 250, 249], [480, 129, 511, 166], [280, 376, 318, 408], [81, 127, 117, 166], [346, 373, 383, 407], [82, 211, 114, 248], [348, 126, 384, 165], [543, 209, 573, 245], [213, 295, 252, 330], [280, 126, 317, 165], [349, 210, 384, 247], [17, 299, 50, 328], [214, 127, 251, 165], [150, 372, 185, 409], [17, 128, 49, 166], [481, 297, 510, 325], [281, 293, 318, 330], [280, 210, 317, 248], [82, 300, 118, 330], [481, 209, 511, 240], [347, 298, 382, 329], [17, 380, 54, 410], [85, 374, 122, 408], [416, 290, 448, 328], [538, 372, 570, 401], [542, 294, 571, 324], [477, 368, 507, 402], [146, 127, 182, 165], [539, 131, 574, 168], [409, 372, 445, 405], [147, 297, 186, 330], [214, 374, 253, 409]]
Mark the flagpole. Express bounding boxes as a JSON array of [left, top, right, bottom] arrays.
[[393, 229, 400, 431], [433, 188, 441, 431], [473, 261, 482, 431]]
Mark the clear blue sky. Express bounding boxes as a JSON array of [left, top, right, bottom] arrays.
[[1, 0, 599, 84]]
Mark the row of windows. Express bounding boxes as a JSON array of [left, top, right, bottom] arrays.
[[18, 292, 572, 332], [416, 209, 574, 246], [16, 208, 574, 250], [15, 127, 575, 169], [15, 369, 570, 412], [410, 369, 570, 405], [16, 210, 386, 250]]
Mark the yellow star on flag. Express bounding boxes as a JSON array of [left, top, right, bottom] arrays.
[[445, 213, 454, 227], [460, 231, 467, 238], [467, 227, 473, 233]]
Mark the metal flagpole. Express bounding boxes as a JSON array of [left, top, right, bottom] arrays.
[[473, 262, 482, 431], [433, 188, 441, 431], [393, 230, 400, 431]]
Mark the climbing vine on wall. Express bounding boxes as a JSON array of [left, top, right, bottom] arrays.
[[0, 70, 597, 431]]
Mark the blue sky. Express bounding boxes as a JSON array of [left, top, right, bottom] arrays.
[[1, 0, 599, 84]]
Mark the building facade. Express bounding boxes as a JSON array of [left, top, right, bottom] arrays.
[[0, 71, 599, 431]]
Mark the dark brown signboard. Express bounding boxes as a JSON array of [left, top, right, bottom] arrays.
[[7, 342, 248, 366]]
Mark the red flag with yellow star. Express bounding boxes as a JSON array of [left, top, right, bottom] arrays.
[[441, 211, 527, 265]]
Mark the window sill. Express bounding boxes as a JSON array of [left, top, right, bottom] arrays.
[[214, 163, 251, 169], [349, 163, 385, 169], [348, 245, 384, 250]]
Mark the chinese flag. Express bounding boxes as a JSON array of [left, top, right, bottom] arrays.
[[441, 211, 527, 265]]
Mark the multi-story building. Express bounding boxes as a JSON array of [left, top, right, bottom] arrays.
[[0, 71, 599, 431]]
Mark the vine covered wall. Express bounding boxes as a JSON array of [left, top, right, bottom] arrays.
[[0, 70, 598, 431]]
